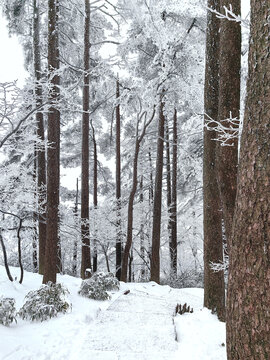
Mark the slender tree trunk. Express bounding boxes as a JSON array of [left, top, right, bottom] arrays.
[[33, 0, 47, 275], [203, 0, 225, 321], [43, 0, 60, 284], [72, 178, 79, 276], [226, 1, 270, 358], [115, 78, 122, 280], [0, 230, 13, 282], [121, 139, 140, 282], [171, 109, 177, 276], [165, 117, 174, 275], [81, 0, 91, 279], [139, 175, 146, 280], [216, 0, 241, 242], [150, 100, 165, 284], [92, 123, 98, 273]]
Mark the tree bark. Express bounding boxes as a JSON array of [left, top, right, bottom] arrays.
[[33, 0, 47, 275], [203, 0, 225, 321], [43, 0, 60, 284], [72, 178, 79, 276], [226, 1, 270, 358], [92, 122, 98, 273], [81, 0, 91, 279], [216, 0, 241, 241], [170, 109, 177, 276], [115, 78, 122, 280], [150, 100, 165, 284]]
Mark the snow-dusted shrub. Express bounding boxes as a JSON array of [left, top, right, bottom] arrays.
[[79, 272, 119, 300], [0, 297, 17, 326], [91, 272, 120, 291], [18, 282, 70, 321]]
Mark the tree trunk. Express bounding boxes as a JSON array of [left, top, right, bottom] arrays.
[[120, 139, 140, 282], [139, 175, 146, 280], [165, 117, 173, 274], [203, 0, 225, 321], [33, 0, 47, 275], [115, 78, 122, 280], [216, 0, 241, 241], [226, 1, 270, 358], [171, 109, 177, 276], [72, 178, 79, 276], [92, 123, 98, 273], [43, 0, 60, 284], [150, 100, 165, 284], [81, 0, 91, 279]]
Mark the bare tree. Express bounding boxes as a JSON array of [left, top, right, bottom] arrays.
[[121, 104, 156, 282]]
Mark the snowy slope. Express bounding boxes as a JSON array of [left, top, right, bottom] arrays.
[[0, 266, 226, 360]]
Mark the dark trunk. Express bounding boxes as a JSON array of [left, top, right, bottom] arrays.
[[203, 0, 225, 321], [33, 0, 47, 275], [150, 101, 165, 284], [0, 231, 13, 282], [226, 1, 270, 358], [115, 78, 122, 280], [81, 0, 91, 279], [216, 0, 241, 242], [43, 0, 60, 284], [139, 175, 146, 280]]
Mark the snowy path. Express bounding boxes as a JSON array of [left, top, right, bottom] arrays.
[[77, 286, 179, 360]]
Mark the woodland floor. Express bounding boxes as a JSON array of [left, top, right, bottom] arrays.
[[0, 266, 226, 360]]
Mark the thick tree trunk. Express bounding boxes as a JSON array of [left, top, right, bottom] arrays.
[[226, 1, 270, 358], [43, 0, 60, 284], [115, 78, 122, 280], [203, 0, 225, 321], [170, 109, 177, 276], [216, 0, 241, 241], [33, 0, 47, 275], [150, 101, 165, 284], [81, 0, 91, 279]]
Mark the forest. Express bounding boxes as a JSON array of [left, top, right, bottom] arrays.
[[0, 0, 269, 359]]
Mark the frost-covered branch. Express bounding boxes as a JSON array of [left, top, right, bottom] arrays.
[[208, 4, 250, 28]]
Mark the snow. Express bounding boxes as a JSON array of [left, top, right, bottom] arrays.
[[0, 266, 226, 360]]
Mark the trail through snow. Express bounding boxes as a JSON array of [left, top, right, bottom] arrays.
[[0, 267, 226, 360]]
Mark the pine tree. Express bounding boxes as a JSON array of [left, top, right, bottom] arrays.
[[226, 1, 270, 357], [43, 0, 60, 284], [203, 0, 225, 321], [81, 0, 92, 279]]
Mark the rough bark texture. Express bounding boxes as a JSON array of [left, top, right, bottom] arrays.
[[33, 0, 47, 275], [216, 0, 241, 241], [81, 0, 91, 279], [226, 1, 270, 358], [150, 101, 165, 284], [72, 178, 79, 276], [203, 0, 225, 321], [43, 0, 60, 284], [115, 79, 122, 280], [170, 109, 177, 276]]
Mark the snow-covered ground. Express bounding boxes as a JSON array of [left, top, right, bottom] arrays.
[[0, 266, 226, 360]]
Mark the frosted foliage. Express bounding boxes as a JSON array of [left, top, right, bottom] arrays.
[[0, 297, 17, 326], [18, 282, 70, 322], [79, 272, 120, 300]]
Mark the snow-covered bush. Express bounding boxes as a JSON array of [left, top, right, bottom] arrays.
[[91, 272, 120, 291], [18, 282, 70, 321], [79, 272, 120, 300], [0, 297, 17, 326]]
